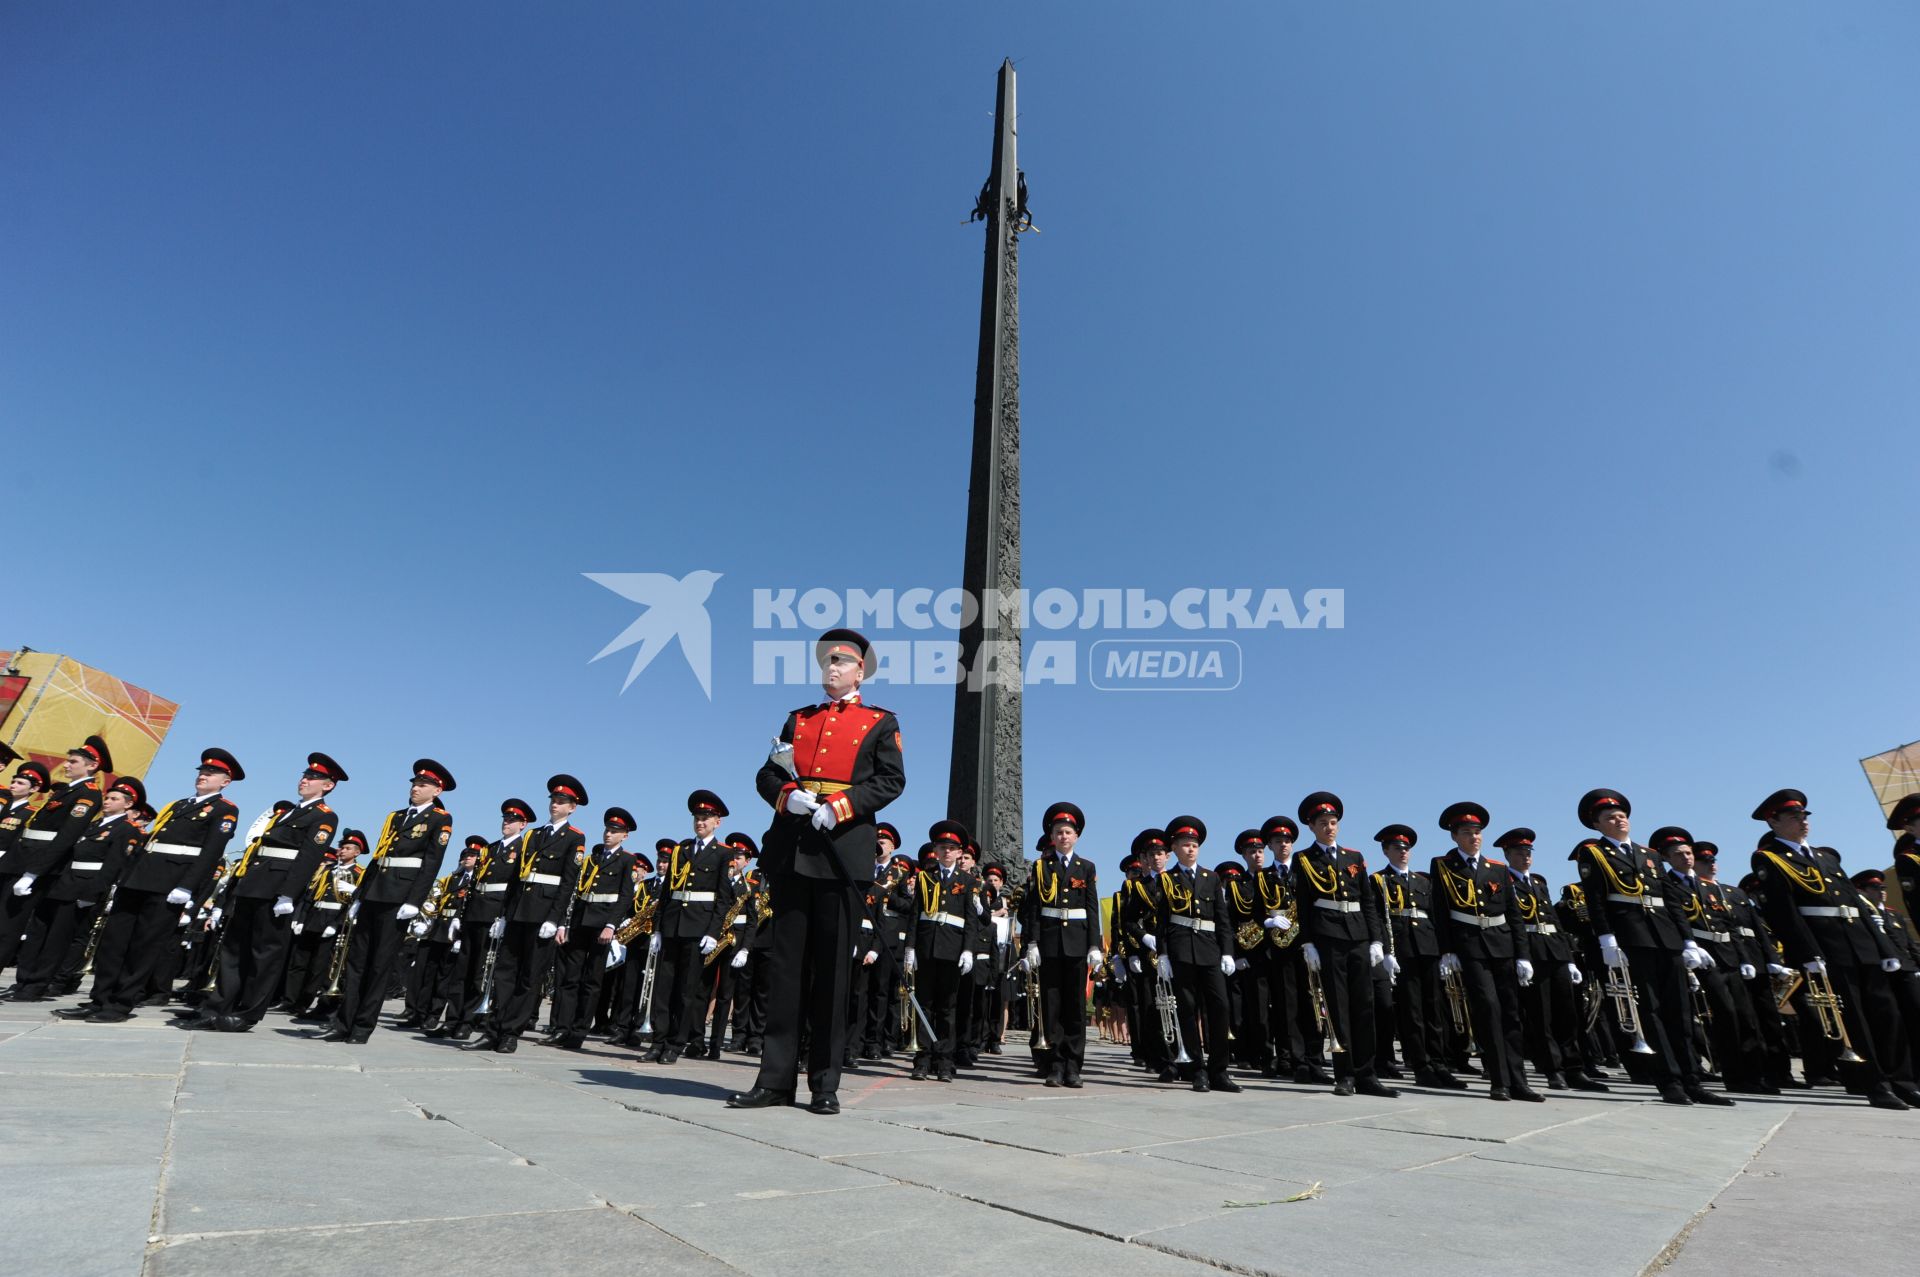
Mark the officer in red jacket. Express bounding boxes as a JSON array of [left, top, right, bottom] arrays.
[[731, 628, 905, 1116]]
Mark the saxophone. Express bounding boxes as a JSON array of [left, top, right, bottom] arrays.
[[704, 880, 752, 967]]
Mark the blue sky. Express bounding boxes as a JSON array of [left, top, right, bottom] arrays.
[[5, 3, 1917, 890]]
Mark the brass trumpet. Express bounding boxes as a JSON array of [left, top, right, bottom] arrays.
[[1804, 965, 1865, 1063], [1443, 964, 1471, 1037], [1602, 955, 1657, 1055], [1024, 951, 1048, 1051], [1152, 967, 1191, 1065], [1305, 964, 1345, 1056]]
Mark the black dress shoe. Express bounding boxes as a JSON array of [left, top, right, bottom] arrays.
[[1212, 1075, 1243, 1094], [1510, 1085, 1546, 1103], [1685, 1087, 1734, 1107], [1868, 1087, 1911, 1111], [320, 1027, 354, 1042], [808, 1092, 841, 1115], [494, 1036, 518, 1054], [1332, 1078, 1355, 1096], [986, 1043, 1002, 1055], [727, 1086, 795, 1109], [1357, 1079, 1399, 1099], [424, 1027, 450, 1039], [1456, 1060, 1482, 1076], [1546, 1072, 1568, 1090], [1191, 1075, 1211, 1093], [1063, 1073, 1084, 1089], [1659, 1085, 1694, 1105], [1293, 1065, 1331, 1085], [646, 1045, 668, 1063], [1157, 1067, 1179, 1083], [88, 1008, 133, 1023], [910, 1063, 929, 1081], [1259, 1064, 1280, 1079], [1378, 1064, 1404, 1080], [394, 1015, 425, 1029], [1891, 1083, 1920, 1108], [1488, 1087, 1511, 1102], [1567, 1073, 1611, 1093], [11, 990, 47, 1003], [55, 1005, 99, 1020], [936, 1069, 955, 1083], [460, 1034, 497, 1051], [1044, 1072, 1062, 1088]]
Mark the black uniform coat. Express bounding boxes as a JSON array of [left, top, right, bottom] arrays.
[[231, 799, 338, 900], [1373, 866, 1440, 958], [358, 803, 454, 908], [1154, 864, 1236, 966], [506, 824, 586, 927], [656, 838, 740, 941], [1572, 837, 1688, 951], [1291, 844, 1384, 947], [48, 814, 140, 901], [6, 776, 101, 877], [1429, 850, 1528, 962], [1018, 853, 1101, 959], [120, 794, 239, 897]]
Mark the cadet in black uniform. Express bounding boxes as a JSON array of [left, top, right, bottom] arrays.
[[1650, 827, 1761, 1096], [1018, 802, 1103, 1088], [1430, 802, 1539, 1102], [403, 843, 476, 1030], [442, 799, 534, 1041], [855, 825, 910, 1060], [1291, 793, 1394, 1098], [13, 775, 145, 999], [325, 759, 455, 1042], [1853, 867, 1920, 1078], [469, 774, 587, 1053], [285, 831, 363, 1020], [65, 748, 242, 1022], [908, 822, 982, 1082], [547, 806, 637, 1049], [2, 736, 108, 977], [1748, 787, 1916, 1109], [648, 790, 741, 1063], [606, 841, 668, 1049], [1374, 824, 1458, 1089], [1497, 828, 1606, 1092], [186, 752, 344, 1032], [1150, 816, 1241, 1093], [701, 832, 759, 1058]]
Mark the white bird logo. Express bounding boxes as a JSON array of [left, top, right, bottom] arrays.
[[584, 570, 723, 698]]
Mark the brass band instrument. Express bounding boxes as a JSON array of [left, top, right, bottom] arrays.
[[1688, 971, 1715, 1075], [626, 893, 663, 1035], [1804, 965, 1865, 1063], [1443, 964, 1471, 1037], [900, 969, 920, 1052], [1772, 970, 1805, 1014], [1152, 967, 1192, 1065], [614, 892, 659, 945], [1602, 955, 1658, 1055], [1024, 945, 1048, 1051], [1306, 964, 1345, 1056], [474, 920, 504, 1017], [705, 885, 751, 968], [79, 889, 113, 977]]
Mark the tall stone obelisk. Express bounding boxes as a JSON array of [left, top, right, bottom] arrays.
[[949, 60, 1024, 870]]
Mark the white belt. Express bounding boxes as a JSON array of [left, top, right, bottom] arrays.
[[880, 908, 899, 917], [1401, 908, 1429, 920], [380, 856, 424, 869], [149, 841, 202, 858], [860, 918, 874, 930], [1314, 899, 1360, 914], [20, 830, 56, 842], [1040, 907, 1087, 920], [1606, 892, 1663, 907], [921, 911, 964, 928], [1450, 910, 1507, 929], [70, 861, 104, 871], [1691, 928, 1731, 943], [1798, 906, 1859, 919], [672, 890, 717, 903], [1171, 915, 1216, 933], [525, 873, 562, 886], [480, 883, 508, 895], [584, 892, 620, 903], [314, 901, 343, 911], [1737, 926, 1756, 937], [258, 848, 297, 861], [1525, 923, 1559, 935]]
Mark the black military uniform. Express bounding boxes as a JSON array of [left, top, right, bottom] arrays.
[[1570, 787, 1721, 1105], [1119, 830, 1171, 1077], [975, 862, 1011, 1057], [549, 808, 639, 1048], [1372, 826, 1454, 1088], [326, 760, 455, 1042], [1, 745, 104, 974], [1019, 802, 1102, 1087], [607, 843, 666, 1047], [91, 752, 240, 1020], [14, 775, 145, 998], [702, 832, 760, 1058], [193, 752, 344, 1030], [734, 629, 907, 1116], [649, 790, 742, 1063], [1748, 787, 1914, 1109], [1710, 849, 1794, 1089], [1428, 802, 1537, 1101], [405, 855, 474, 1030], [444, 799, 536, 1041], [1496, 830, 1604, 1093], [1887, 794, 1920, 940], [855, 830, 911, 1059], [284, 835, 362, 1017], [1647, 827, 1764, 1094], [1856, 868, 1920, 1077], [909, 824, 983, 1082], [476, 775, 588, 1052], [1290, 794, 1392, 1097], [1153, 816, 1241, 1093]]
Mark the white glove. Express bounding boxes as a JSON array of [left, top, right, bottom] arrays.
[[904, 948, 918, 974], [1086, 949, 1103, 973], [409, 920, 430, 938], [77, 897, 96, 908], [698, 935, 717, 955], [649, 933, 662, 955], [538, 921, 558, 940], [958, 951, 975, 975], [1768, 962, 1792, 977], [1025, 944, 1041, 967], [1680, 944, 1706, 971], [1140, 932, 1157, 952], [608, 940, 626, 967], [1803, 958, 1827, 975], [296, 921, 312, 936], [1438, 953, 1461, 977], [272, 896, 294, 918], [861, 948, 878, 965], [1157, 955, 1173, 981], [166, 888, 192, 906], [1129, 956, 1143, 975], [397, 904, 420, 921], [489, 917, 505, 940], [1515, 959, 1535, 986], [1739, 963, 1756, 979], [1567, 962, 1584, 986], [809, 803, 838, 831], [1263, 912, 1290, 929], [452, 940, 462, 954], [1368, 940, 1384, 966], [11, 873, 36, 896], [209, 907, 223, 928], [322, 925, 336, 937], [1598, 934, 1626, 969], [448, 919, 460, 938], [1233, 957, 1250, 974], [1301, 942, 1321, 972], [1884, 957, 1904, 973], [1219, 954, 1236, 977], [731, 949, 749, 970], [783, 789, 818, 815], [347, 901, 361, 921], [1382, 953, 1401, 980]]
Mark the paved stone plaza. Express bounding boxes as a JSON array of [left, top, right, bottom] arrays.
[[1, 993, 1911, 1277]]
